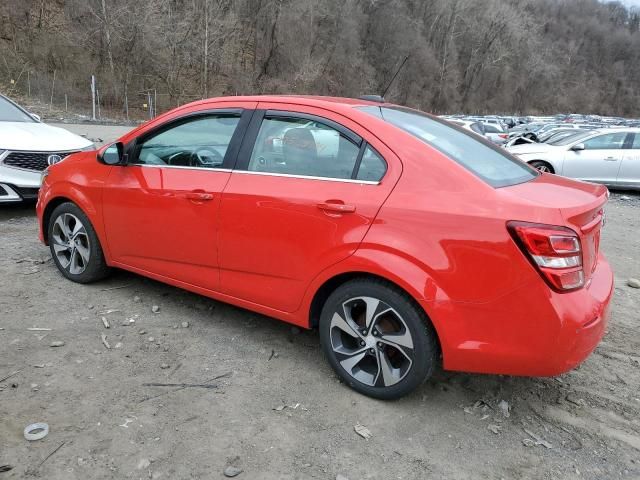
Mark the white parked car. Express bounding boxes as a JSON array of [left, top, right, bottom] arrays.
[[507, 128, 640, 189], [0, 94, 94, 202]]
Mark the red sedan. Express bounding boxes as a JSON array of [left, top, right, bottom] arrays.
[[36, 96, 613, 399]]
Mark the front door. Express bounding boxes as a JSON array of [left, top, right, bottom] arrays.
[[217, 106, 399, 313], [102, 108, 252, 291], [562, 132, 626, 184], [617, 132, 640, 189]]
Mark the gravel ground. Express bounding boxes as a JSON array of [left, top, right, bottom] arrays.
[[1, 125, 639, 479]]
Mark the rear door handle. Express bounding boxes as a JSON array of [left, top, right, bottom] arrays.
[[604, 157, 618, 161], [317, 201, 356, 214], [183, 192, 214, 201]]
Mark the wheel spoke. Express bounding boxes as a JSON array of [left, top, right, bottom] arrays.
[[362, 297, 381, 329], [69, 248, 83, 274], [53, 217, 68, 243], [378, 349, 399, 386], [330, 311, 360, 340], [75, 238, 90, 264], [379, 329, 414, 349], [62, 214, 75, 239]]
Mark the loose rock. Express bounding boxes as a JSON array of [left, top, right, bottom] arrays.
[[627, 278, 640, 289], [224, 466, 243, 477], [148, 337, 155, 342], [160, 363, 170, 369], [151, 305, 160, 313], [181, 321, 189, 328], [488, 424, 502, 435], [497, 400, 510, 418], [354, 423, 372, 440], [49, 341, 65, 347]]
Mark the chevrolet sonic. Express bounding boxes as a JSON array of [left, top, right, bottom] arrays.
[[36, 96, 613, 399]]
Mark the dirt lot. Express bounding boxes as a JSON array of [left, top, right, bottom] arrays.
[[1, 125, 640, 479]]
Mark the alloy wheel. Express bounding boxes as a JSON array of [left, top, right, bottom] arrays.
[[330, 296, 414, 387], [535, 164, 551, 173], [51, 213, 91, 275]]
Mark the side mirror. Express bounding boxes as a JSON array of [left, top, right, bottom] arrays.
[[571, 143, 585, 151], [99, 142, 124, 165], [30, 113, 41, 122]]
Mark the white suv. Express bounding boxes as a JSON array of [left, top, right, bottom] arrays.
[[0, 94, 94, 202]]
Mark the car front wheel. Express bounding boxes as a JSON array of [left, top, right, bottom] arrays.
[[48, 202, 110, 283], [529, 160, 554, 173], [319, 278, 438, 399]]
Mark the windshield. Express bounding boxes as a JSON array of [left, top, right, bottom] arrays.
[[357, 106, 537, 187], [548, 130, 593, 146], [0, 96, 35, 122]]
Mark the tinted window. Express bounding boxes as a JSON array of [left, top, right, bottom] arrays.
[[248, 116, 360, 180], [483, 124, 501, 133], [629, 133, 640, 149], [0, 96, 35, 122], [357, 146, 387, 182], [358, 106, 536, 187], [135, 115, 240, 168], [549, 130, 593, 146], [583, 132, 626, 150]]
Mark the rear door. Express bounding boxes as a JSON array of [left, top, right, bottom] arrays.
[[561, 132, 626, 184], [617, 133, 640, 189], [217, 104, 401, 312], [102, 106, 254, 291]]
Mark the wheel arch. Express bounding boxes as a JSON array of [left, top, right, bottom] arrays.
[[528, 159, 555, 174], [308, 270, 443, 360], [41, 187, 104, 255]]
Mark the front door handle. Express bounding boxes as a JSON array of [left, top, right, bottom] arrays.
[[317, 201, 356, 214], [183, 191, 214, 201], [604, 157, 618, 161]]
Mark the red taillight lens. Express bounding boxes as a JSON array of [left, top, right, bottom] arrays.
[[499, 134, 508, 139], [507, 221, 584, 292]]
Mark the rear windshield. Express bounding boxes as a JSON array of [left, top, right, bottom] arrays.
[[358, 106, 537, 187], [0, 96, 35, 122]]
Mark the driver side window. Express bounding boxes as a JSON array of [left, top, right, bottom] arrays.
[[582, 132, 626, 150], [134, 114, 241, 168]]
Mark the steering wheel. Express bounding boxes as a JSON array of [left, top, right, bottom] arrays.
[[190, 148, 224, 168]]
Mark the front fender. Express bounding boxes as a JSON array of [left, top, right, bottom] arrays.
[[38, 180, 111, 263]]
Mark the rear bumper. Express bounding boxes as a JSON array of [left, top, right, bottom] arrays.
[[429, 253, 613, 377]]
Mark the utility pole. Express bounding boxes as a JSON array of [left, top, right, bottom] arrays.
[[91, 75, 96, 121]]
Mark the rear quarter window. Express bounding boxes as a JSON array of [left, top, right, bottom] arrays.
[[359, 106, 537, 187]]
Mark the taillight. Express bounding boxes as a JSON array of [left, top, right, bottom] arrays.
[[499, 134, 508, 139], [507, 221, 584, 292]]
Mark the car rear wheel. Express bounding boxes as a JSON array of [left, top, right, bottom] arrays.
[[529, 160, 554, 174], [319, 278, 438, 399], [48, 202, 110, 283]]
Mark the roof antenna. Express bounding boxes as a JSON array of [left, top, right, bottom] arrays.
[[382, 55, 410, 99]]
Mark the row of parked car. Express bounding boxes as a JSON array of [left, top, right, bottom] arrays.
[[441, 113, 640, 190]]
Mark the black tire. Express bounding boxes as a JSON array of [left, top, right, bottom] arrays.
[[319, 278, 438, 400], [48, 202, 111, 283], [529, 160, 555, 174]]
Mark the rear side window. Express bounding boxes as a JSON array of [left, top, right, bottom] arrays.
[[356, 146, 387, 182], [630, 133, 640, 149], [358, 106, 536, 187], [248, 116, 360, 180]]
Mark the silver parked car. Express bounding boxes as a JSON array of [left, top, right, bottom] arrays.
[[507, 128, 640, 189]]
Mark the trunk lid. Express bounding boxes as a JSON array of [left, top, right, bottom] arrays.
[[501, 173, 607, 283]]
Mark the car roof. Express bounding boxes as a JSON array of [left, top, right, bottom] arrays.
[[182, 95, 386, 110]]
